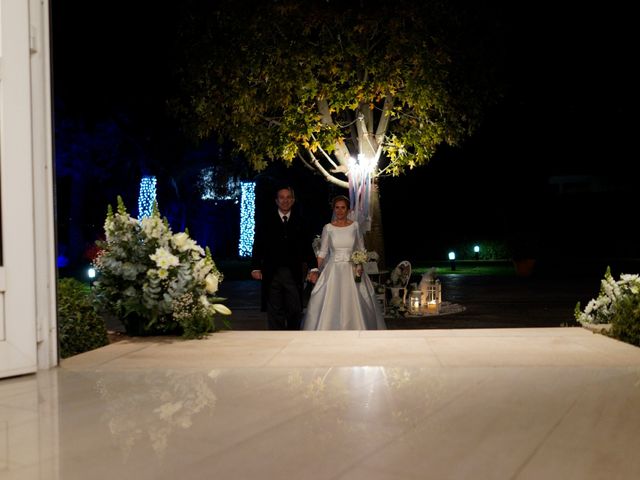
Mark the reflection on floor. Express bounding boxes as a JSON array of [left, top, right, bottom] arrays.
[[2, 328, 640, 479]]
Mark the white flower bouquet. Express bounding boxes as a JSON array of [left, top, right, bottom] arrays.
[[574, 266, 640, 325], [350, 249, 377, 283], [93, 196, 231, 338]]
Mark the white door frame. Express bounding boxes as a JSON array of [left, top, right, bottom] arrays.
[[0, 0, 56, 378]]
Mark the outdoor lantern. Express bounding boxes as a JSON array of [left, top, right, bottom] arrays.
[[425, 279, 441, 314], [474, 245, 480, 260], [409, 290, 422, 315]]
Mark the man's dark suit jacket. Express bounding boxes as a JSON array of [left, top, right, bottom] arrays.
[[251, 209, 315, 311]]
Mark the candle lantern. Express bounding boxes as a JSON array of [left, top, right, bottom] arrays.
[[409, 290, 422, 315], [423, 279, 441, 314]]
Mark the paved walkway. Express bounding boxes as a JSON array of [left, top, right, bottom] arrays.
[[5, 270, 638, 479], [2, 327, 637, 479], [217, 274, 600, 331]]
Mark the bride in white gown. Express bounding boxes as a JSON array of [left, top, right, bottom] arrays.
[[302, 195, 386, 330]]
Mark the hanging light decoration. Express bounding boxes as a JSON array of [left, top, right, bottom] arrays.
[[238, 181, 256, 257], [137, 175, 157, 221]]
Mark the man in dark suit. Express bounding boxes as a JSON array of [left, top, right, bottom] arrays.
[[251, 186, 315, 330]]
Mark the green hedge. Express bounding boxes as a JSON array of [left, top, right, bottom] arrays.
[[610, 293, 640, 347], [58, 278, 109, 358]]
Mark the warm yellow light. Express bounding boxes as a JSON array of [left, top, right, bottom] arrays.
[[409, 290, 422, 315], [349, 154, 377, 175]]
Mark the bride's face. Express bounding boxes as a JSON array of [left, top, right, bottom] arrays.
[[334, 200, 348, 220]]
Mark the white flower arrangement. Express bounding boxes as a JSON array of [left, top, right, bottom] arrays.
[[350, 249, 377, 283], [575, 266, 640, 325], [350, 249, 371, 266], [93, 196, 231, 338]]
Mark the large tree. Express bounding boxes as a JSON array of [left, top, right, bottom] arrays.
[[172, 0, 503, 263]]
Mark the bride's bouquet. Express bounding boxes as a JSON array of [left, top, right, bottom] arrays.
[[350, 249, 377, 283]]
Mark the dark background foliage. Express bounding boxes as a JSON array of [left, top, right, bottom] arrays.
[[51, 0, 637, 279]]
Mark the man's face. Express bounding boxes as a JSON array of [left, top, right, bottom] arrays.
[[276, 188, 295, 214]]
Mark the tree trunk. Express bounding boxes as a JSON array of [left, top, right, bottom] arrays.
[[364, 180, 385, 270]]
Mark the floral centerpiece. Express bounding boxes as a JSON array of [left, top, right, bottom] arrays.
[[350, 249, 378, 283], [93, 196, 231, 338]]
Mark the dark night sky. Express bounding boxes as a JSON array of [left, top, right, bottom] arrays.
[[51, 1, 637, 265]]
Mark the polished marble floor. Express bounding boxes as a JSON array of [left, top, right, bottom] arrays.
[[2, 328, 640, 479]]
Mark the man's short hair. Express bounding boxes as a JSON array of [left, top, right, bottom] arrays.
[[275, 186, 295, 199]]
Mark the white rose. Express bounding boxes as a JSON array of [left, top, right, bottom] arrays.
[[172, 232, 189, 250], [205, 273, 219, 294]]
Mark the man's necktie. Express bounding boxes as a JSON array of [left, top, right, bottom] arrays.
[[282, 215, 288, 224]]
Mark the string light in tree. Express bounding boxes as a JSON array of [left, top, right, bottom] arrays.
[[137, 175, 157, 221], [238, 181, 256, 257], [199, 167, 242, 200]]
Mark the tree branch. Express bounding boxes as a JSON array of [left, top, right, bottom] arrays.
[[306, 150, 349, 188], [297, 152, 317, 172], [318, 100, 351, 162], [310, 133, 339, 170], [355, 111, 378, 158], [375, 94, 393, 142]]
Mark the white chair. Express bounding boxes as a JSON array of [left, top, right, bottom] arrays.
[[386, 260, 411, 307]]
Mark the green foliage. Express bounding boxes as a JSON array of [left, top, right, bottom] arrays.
[[57, 278, 108, 359], [446, 240, 510, 260], [181, 307, 231, 340], [171, 0, 503, 177], [575, 267, 640, 347], [609, 292, 640, 347]]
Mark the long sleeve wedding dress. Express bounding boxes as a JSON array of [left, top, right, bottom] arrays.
[[302, 222, 386, 330]]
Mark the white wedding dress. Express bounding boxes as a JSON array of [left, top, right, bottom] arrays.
[[302, 222, 386, 330]]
